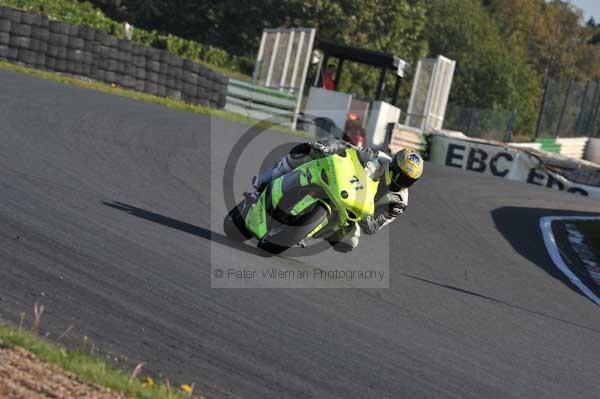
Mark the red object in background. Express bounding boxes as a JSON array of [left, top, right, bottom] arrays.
[[343, 112, 366, 147], [323, 70, 335, 90]]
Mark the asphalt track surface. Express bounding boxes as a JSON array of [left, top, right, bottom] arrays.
[[1, 68, 600, 398]]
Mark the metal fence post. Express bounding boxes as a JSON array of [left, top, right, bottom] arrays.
[[467, 107, 475, 135], [503, 111, 516, 142], [279, 30, 295, 91], [252, 32, 267, 85], [555, 80, 573, 138], [574, 81, 590, 136], [534, 79, 550, 139], [265, 31, 281, 87], [586, 81, 600, 137], [333, 58, 344, 89], [374, 67, 387, 101], [292, 28, 315, 130], [585, 81, 600, 137]]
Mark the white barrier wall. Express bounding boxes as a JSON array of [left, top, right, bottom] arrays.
[[556, 137, 588, 160], [305, 87, 352, 130], [429, 135, 600, 198], [508, 142, 542, 151], [405, 56, 456, 131], [366, 101, 401, 147], [585, 138, 600, 164]]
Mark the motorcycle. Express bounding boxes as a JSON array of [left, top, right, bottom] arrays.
[[223, 145, 383, 254]]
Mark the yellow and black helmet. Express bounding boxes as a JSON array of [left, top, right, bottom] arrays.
[[388, 149, 424, 191]]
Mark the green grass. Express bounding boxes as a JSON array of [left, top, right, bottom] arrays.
[[0, 323, 197, 398], [575, 220, 600, 260], [0, 60, 301, 137]]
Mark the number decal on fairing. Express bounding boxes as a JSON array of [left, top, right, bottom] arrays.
[[350, 176, 363, 191]]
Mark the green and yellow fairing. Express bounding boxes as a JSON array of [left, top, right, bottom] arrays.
[[244, 148, 380, 240]]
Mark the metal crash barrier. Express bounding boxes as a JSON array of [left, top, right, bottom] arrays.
[[225, 79, 297, 126]]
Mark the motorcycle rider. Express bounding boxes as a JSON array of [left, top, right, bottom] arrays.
[[249, 138, 424, 252]]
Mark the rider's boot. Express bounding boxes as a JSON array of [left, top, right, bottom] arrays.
[[252, 156, 293, 191], [326, 224, 360, 253]]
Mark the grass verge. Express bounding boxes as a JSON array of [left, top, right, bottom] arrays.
[[0, 322, 197, 398], [0, 60, 300, 137]]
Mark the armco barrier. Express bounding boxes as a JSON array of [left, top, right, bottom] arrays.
[[225, 79, 296, 125], [0, 6, 227, 109]]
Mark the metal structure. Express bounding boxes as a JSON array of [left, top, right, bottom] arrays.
[[252, 28, 316, 128], [313, 41, 410, 105], [535, 79, 600, 138], [443, 104, 516, 142], [225, 79, 297, 126], [405, 55, 456, 132]]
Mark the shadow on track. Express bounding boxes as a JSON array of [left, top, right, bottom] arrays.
[[402, 273, 600, 334], [104, 200, 334, 259], [103, 201, 267, 257], [492, 206, 600, 302]]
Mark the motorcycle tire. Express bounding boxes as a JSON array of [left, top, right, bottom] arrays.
[[258, 202, 329, 255]]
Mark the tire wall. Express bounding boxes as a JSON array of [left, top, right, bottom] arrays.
[[0, 6, 228, 108]]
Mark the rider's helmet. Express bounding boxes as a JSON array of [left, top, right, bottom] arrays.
[[388, 149, 424, 191]]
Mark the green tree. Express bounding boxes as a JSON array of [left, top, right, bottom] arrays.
[[88, 0, 429, 100], [426, 0, 541, 134], [486, 0, 600, 81], [298, 0, 428, 100]]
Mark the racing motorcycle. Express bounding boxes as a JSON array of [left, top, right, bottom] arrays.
[[223, 145, 383, 254]]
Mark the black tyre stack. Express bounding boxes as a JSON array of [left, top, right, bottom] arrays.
[[131, 42, 146, 92], [48, 20, 69, 72], [144, 46, 160, 96], [0, 7, 12, 60], [0, 6, 229, 109], [6, 8, 32, 65], [79, 25, 95, 77], [166, 53, 183, 100]]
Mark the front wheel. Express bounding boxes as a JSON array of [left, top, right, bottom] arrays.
[[258, 202, 329, 254]]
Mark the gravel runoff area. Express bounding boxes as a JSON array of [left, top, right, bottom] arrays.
[[0, 340, 126, 399]]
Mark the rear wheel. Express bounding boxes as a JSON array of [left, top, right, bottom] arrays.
[[223, 200, 252, 241], [258, 202, 329, 255]]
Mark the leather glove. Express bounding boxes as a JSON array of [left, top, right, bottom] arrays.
[[310, 139, 348, 156], [386, 192, 406, 217]]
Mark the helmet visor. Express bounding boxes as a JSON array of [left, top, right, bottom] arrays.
[[390, 158, 417, 190]]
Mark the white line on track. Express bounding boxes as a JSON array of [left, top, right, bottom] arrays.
[[540, 216, 600, 305]]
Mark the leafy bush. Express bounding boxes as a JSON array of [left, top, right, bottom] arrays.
[[1, 0, 119, 32], [0, 0, 249, 77]]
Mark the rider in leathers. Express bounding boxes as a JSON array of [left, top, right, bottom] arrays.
[[251, 138, 424, 252]]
